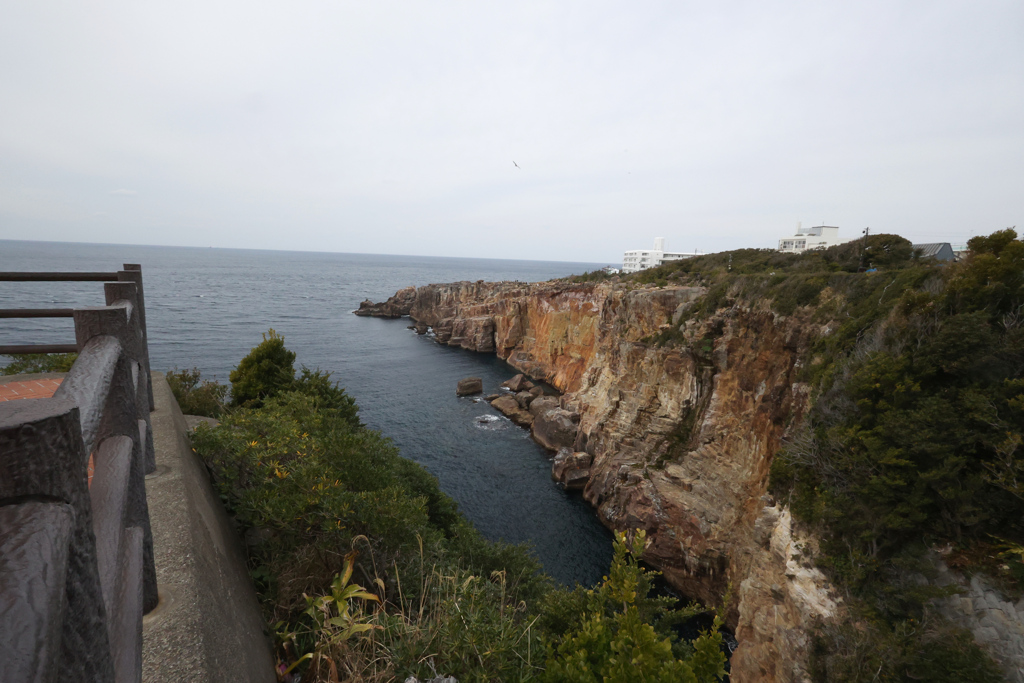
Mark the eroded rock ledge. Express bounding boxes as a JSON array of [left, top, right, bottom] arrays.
[[356, 280, 839, 683]]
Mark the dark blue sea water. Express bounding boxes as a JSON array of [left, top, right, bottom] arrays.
[[0, 240, 613, 586]]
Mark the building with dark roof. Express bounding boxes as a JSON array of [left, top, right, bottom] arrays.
[[913, 243, 955, 261]]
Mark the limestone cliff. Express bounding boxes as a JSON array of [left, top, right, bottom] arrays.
[[356, 280, 840, 683]]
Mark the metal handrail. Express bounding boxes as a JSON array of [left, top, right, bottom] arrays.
[[0, 309, 77, 354], [0, 344, 79, 354], [0, 308, 75, 318], [0, 272, 119, 281]]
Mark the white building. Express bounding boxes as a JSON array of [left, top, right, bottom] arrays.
[[777, 224, 852, 253], [622, 238, 701, 273]]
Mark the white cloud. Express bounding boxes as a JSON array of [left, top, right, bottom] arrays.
[[0, 1, 1021, 261]]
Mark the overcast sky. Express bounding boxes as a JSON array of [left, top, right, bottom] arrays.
[[1, 1, 1021, 263]]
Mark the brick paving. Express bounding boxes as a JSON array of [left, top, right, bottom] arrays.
[[0, 377, 64, 401], [0, 377, 94, 485]]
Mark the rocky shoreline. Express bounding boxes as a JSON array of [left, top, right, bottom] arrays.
[[355, 279, 839, 683]]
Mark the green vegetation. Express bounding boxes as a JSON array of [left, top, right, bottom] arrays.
[[1, 352, 77, 375], [189, 332, 727, 682], [564, 269, 614, 284], [628, 234, 919, 288], [166, 367, 228, 417], [620, 232, 1020, 679], [541, 531, 725, 683], [229, 328, 298, 407], [725, 230, 1022, 681]]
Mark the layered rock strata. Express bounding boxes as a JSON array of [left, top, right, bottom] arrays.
[[356, 280, 838, 683]]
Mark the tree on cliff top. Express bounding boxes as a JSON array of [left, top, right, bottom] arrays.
[[229, 329, 361, 425], [230, 328, 296, 407]]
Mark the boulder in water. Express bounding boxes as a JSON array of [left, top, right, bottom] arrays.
[[490, 394, 534, 427], [456, 377, 483, 396]]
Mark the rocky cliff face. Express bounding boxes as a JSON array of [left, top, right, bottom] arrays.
[[357, 280, 840, 682]]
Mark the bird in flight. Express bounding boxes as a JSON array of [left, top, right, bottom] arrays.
[[513, 161, 520, 169]]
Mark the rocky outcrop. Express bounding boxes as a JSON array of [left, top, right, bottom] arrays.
[[529, 396, 559, 417], [456, 377, 482, 396], [514, 391, 535, 410], [931, 556, 1024, 681], [357, 280, 835, 682], [354, 286, 416, 317], [489, 395, 533, 427], [502, 374, 530, 392], [533, 408, 579, 451], [552, 449, 594, 491]]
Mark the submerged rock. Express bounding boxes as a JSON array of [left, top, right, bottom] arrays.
[[456, 377, 483, 396]]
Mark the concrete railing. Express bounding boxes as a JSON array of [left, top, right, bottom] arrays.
[[0, 266, 158, 683]]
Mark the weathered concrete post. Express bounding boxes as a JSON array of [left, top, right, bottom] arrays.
[[72, 297, 159, 616], [0, 399, 116, 682], [104, 281, 157, 475], [117, 265, 153, 412]]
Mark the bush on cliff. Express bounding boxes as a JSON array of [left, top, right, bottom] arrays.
[[229, 328, 297, 407], [619, 231, 1014, 678], [1, 352, 78, 375], [771, 230, 1024, 593], [192, 333, 727, 682], [761, 230, 1024, 679], [541, 531, 726, 683], [225, 329, 362, 426], [629, 234, 919, 289], [809, 616, 1004, 683], [166, 367, 228, 417]]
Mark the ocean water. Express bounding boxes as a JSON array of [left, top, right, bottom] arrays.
[[0, 240, 613, 586]]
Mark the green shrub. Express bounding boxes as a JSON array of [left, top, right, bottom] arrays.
[[292, 366, 360, 428], [565, 270, 614, 283], [542, 530, 725, 683], [810, 617, 1003, 683], [766, 231, 1023, 675], [195, 334, 726, 682], [1, 352, 77, 375], [166, 367, 228, 417], [230, 328, 297, 407]]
